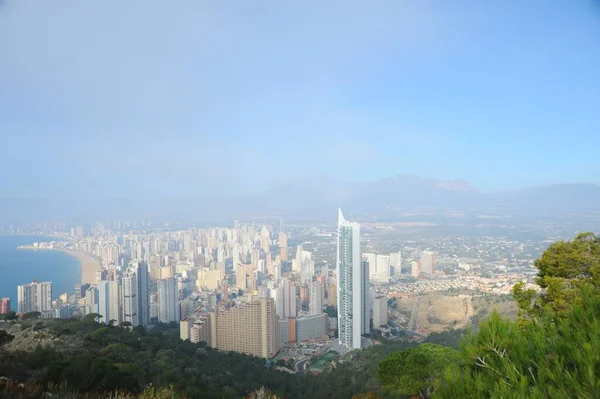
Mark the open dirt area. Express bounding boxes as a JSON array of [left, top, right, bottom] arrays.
[[390, 292, 518, 335], [394, 293, 473, 335]]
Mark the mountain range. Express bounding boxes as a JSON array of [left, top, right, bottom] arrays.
[[1, 175, 599, 224]]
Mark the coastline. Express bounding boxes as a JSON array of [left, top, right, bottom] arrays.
[[17, 246, 99, 285], [57, 249, 99, 285]]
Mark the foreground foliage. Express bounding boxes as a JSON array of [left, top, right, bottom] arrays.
[[379, 232, 600, 398], [0, 316, 419, 398], [513, 232, 600, 319], [379, 343, 462, 398], [435, 286, 600, 398]]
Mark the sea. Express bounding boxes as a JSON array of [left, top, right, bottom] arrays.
[[0, 235, 80, 311]]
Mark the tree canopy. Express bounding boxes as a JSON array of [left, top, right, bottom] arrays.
[[514, 232, 600, 319], [379, 343, 462, 398], [379, 232, 600, 398], [434, 286, 600, 398]]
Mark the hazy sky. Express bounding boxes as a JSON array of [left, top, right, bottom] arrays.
[[1, 1, 600, 198]]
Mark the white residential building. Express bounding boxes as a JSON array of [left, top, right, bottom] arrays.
[[275, 277, 297, 319], [375, 255, 390, 282], [97, 280, 120, 324], [158, 277, 180, 323], [420, 251, 435, 274], [17, 280, 52, 314], [337, 209, 369, 350], [121, 273, 139, 326], [389, 251, 402, 276]]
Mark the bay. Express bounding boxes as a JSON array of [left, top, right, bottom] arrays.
[[0, 235, 80, 310]]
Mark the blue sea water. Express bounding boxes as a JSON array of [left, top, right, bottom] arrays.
[[0, 235, 80, 310]]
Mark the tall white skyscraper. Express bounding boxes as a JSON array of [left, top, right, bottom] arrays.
[[158, 277, 180, 323], [17, 280, 52, 314], [121, 273, 139, 326], [337, 209, 369, 350], [97, 280, 120, 324]]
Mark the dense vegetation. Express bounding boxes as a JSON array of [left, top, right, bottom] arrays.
[[0, 313, 426, 398], [0, 317, 305, 398], [378, 232, 600, 398]]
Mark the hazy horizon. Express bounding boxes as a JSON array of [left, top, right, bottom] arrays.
[[2, 1, 600, 200]]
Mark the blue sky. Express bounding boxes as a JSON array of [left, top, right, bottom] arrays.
[[1, 0, 599, 198]]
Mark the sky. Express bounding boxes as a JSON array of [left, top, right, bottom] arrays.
[[1, 0, 600, 198]]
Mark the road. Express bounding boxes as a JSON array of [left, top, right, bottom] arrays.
[[407, 297, 420, 332], [296, 359, 309, 373]]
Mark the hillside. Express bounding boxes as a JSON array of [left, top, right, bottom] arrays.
[[0, 317, 303, 398], [0, 317, 422, 399]]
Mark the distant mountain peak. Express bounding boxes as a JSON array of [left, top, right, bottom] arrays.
[[435, 179, 477, 193], [378, 175, 478, 193]]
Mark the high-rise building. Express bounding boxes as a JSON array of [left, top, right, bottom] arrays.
[[279, 233, 288, 262], [389, 251, 402, 276], [327, 279, 337, 307], [411, 261, 420, 278], [420, 251, 435, 274], [97, 280, 120, 324], [158, 277, 180, 323], [275, 278, 297, 319], [272, 259, 281, 282], [74, 283, 90, 303], [375, 255, 390, 282], [136, 262, 150, 327], [373, 296, 388, 328], [364, 253, 390, 282], [121, 273, 139, 326], [17, 280, 52, 314], [213, 298, 280, 358], [299, 249, 315, 283], [363, 253, 377, 278], [85, 286, 99, 315], [337, 209, 369, 350], [309, 281, 323, 316], [0, 298, 10, 314], [55, 304, 72, 319]]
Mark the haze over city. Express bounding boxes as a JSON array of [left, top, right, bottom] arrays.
[[2, 2, 600, 399], [1, 0, 600, 203]]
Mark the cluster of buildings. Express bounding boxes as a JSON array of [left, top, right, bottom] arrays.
[[181, 209, 379, 356], [362, 252, 402, 283], [387, 274, 538, 296], [7, 209, 394, 358], [14, 262, 170, 326]]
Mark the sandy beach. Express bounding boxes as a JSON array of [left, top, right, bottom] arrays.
[[58, 249, 99, 285]]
